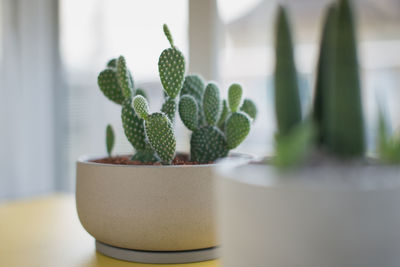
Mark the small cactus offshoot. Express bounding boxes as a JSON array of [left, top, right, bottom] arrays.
[[106, 124, 115, 158], [97, 24, 257, 164], [179, 78, 257, 163]]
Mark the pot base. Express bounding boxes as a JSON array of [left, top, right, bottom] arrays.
[[95, 241, 219, 264]]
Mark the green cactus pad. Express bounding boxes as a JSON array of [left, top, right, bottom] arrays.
[[217, 100, 229, 131], [131, 147, 159, 163], [107, 58, 117, 69], [190, 126, 229, 163], [132, 95, 150, 120], [117, 56, 134, 98], [121, 98, 147, 151], [158, 48, 185, 98], [274, 6, 302, 137], [161, 97, 177, 123], [181, 75, 206, 125], [163, 24, 174, 47], [225, 112, 251, 149], [180, 75, 205, 103], [145, 112, 176, 163], [135, 88, 148, 100], [98, 69, 125, 105], [106, 124, 115, 158], [179, 95, 198, 131], [203, 83, 221, 126], [240, 99, 258, 120], [228, 84, 243, 112]]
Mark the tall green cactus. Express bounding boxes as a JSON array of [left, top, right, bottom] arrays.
[[179, 81, 257, 163], [274, 6, 302, 138], [327, 0, 364, 156], [275, 0, 366, 168], [313, 4, 338, 146], [312, 0, 364, 157]]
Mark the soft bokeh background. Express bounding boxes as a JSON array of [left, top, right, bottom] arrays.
[[1, 0, 399, 201]]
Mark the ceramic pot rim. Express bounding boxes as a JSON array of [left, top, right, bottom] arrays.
[[77, 152, 254, 169], [217, 160, 400, 191]]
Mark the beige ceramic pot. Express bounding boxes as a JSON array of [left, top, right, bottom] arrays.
[[76, 154, 250, 264], [217, 162, 400, 267]]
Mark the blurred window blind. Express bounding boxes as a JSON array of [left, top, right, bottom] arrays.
[[0, 0, 61, 201]]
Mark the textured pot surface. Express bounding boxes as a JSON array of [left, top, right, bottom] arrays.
[[76, 156, 219, 252], [217, 163, 400, 267]]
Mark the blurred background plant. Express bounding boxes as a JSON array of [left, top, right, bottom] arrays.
[[1, 0, 400, 200]]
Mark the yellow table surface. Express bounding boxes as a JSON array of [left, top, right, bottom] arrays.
[[0, 195, 220, 267]]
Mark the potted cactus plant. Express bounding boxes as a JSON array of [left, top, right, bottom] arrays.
[[76, 24, 256, 264], [217, 1, 400, 267]]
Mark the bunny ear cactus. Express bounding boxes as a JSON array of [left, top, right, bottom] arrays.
[[98, 55, 158, 162], [98, 64, 125, 105], [179, 95, 199, 131], [240, 99, 257, 120], [228, 84, 243, 112], [181, 75, 206, 126], [158, 24, 186, 123], [121, 97, 148, 151], [225, 84, 251, 149], [98, 56, 135, 105], [203, 83, 221, 126], [179, 82, 257, 163], [191, 126, 229, 164], [161, 97, 177, 123], [117, 56, 134, 99], [133, 96, 176, 164], [97, 24, 256, 165], [217, 100, 229, 131]]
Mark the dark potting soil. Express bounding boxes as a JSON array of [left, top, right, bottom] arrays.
[[91, 153, 214, 166]]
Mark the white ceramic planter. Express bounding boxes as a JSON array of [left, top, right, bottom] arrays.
[[76, 154, 250, 264], [217, 163, 400, 267]]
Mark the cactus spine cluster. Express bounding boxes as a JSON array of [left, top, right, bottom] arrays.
[[97, 24, 257, 164], [179, 79, 257, 163], [274, 0, 365, 167]]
